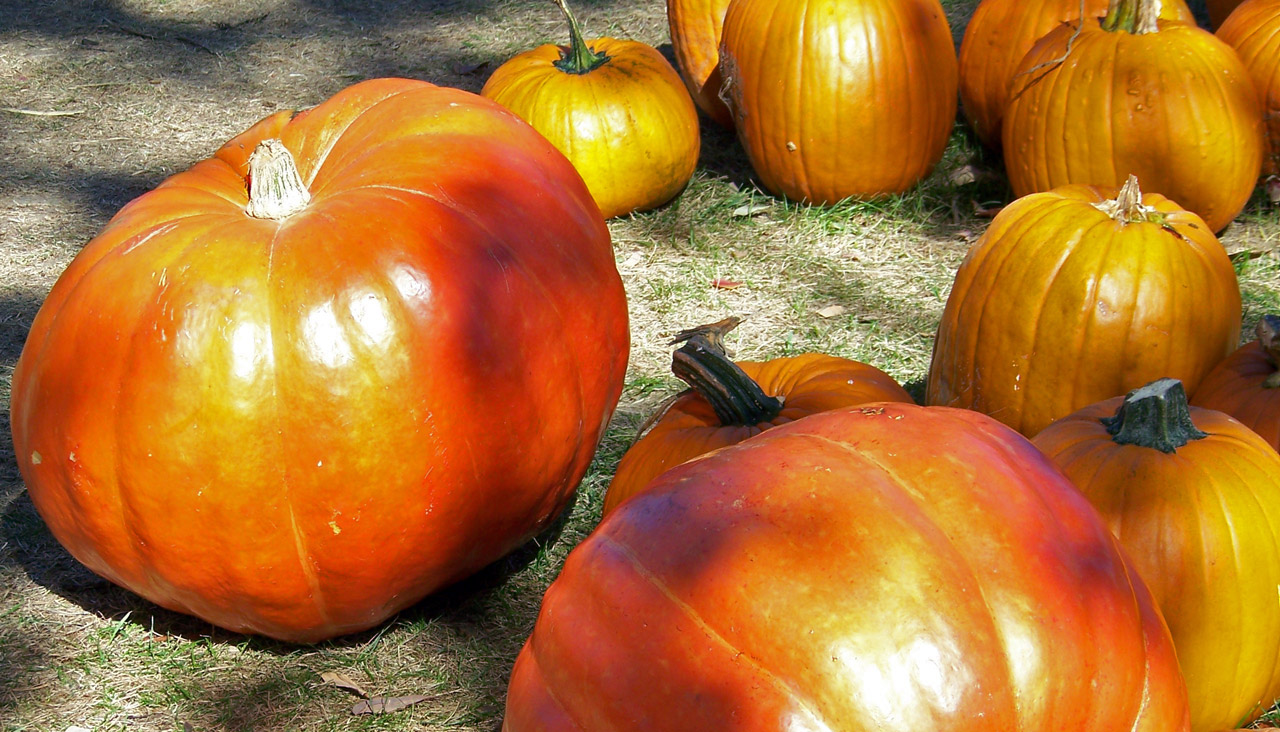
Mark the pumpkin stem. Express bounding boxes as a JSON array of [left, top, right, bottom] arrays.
[[669, 317, 784, 426], [1101, 0, 1161, 34], [1258, 315, 1280, 388], [245, 139, 311, 220], [1100, 378, 1206, 453], [1093, 175, 1167, 226], [550, 0, 609, 75]]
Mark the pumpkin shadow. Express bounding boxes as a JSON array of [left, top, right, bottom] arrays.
[[0, 485, 577, 647]]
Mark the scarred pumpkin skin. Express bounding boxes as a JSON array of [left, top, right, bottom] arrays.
[[481, 6, 700, 220], [718, 0, 957, 202], [9, 78, 630, 643], [1218, 0, 1280, 176], [505, 404, 1190, 732], [602, 346, 913, 516], [926, 178, 1241, 437], [1033, 380, 1280, 732], [1003, 3, 1263, 233], [958, 0, 1194, 151], [668, 0, 735, 128]]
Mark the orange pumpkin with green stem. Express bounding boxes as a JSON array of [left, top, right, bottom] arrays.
[[602, 317, 912, 516], [1002, 0, 1263, 232], [1033, 378, 1280, 732], [482, 0, 700, 219]]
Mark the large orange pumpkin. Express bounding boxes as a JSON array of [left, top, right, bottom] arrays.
[[926, 176, 1241, 437], [1002, 0, 1263, 232], [717, 0, 957, 202], [1033, 378, 1280, 732], [1217, 0, 1280, 176], [505, 403, 1190, 731], [481, 0, 700, 219], [601, 318, 912, 516], [1192, 315, 1280, 452], [668, 0, 735, 128], [8, 78, 630, 643], [957, 0, 1194, 151]]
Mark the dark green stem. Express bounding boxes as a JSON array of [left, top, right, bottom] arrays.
[[1101, 0, 1160, 34], [1258, 315, 1280, 388], [1100, 378, 1206, 453], [669, 317, 784, 426], [551, 0, 608, 74]]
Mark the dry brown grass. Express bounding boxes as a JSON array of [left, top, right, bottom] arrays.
[[2, 0, 1279, 730]]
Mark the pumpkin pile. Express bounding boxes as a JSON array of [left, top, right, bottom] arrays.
[[11, 0, 1280, 728]]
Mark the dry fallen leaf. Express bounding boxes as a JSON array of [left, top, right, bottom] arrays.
[[711, 278, 743, 290], [815, 304, 846, 318], [321, 670, 370, 698], [351, 695, 433, 715], [731, 202, 771, 217]]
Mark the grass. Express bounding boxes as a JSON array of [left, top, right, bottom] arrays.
[[2, 0, 1279, 729]]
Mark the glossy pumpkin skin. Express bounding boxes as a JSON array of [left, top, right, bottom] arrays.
[[1218, 0, 1280, 176], [602, 352, 913, 516], [1033, 385, 1280, 732], [718, 0, 957, 202], [1003, 13, 1263, 232], [958, 0, 1194, 151], [668, 0, 735, 128], [926, 180, 1241, 437], [505, 404, 1190, 732], [1191, 318, 1280, 452], [481, 36, 700, 219], [9, 78, 630, 643]]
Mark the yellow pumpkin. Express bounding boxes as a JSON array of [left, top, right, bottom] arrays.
[[482, 0, 700, 218]]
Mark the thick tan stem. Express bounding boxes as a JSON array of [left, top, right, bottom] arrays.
[[245, 139, 310, 220], [1101, 0, 1162, 34], [1093, 175, 1160, 224]]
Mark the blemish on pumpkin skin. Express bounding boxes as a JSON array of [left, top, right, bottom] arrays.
[[30, 451, 41, 465], [329, 521, 341, 536]]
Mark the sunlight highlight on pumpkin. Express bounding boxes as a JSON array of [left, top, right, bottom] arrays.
[[301, 301, 354, 368], [229, 321, 270, 381], [347, 291, 393, 349]]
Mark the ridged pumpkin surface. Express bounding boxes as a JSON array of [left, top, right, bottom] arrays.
[[1217, 0, 1280, 176], [926, 179, 1241, 437], [1033, 380, 1280, 732], [718, 0, 957, 202], [9, 78, 630, 643], [1003, 11, 1263, 232], [668, 0, 735, 128], [958, 0, 1194, 151], [504, 404, 1190, 732]]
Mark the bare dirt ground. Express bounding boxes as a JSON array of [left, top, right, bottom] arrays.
[[3, 0, 1279, 730]]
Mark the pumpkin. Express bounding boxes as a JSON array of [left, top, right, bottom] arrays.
[[504, 403, 1191, 731], [717, 0, 957, 203], [926, 176, 1241, 437], [1002, 0, 1263, 233], [1217, 0, 1280, 176], [668, 0, 735, 128], [8, 78, 630, 643], [1191, 314, 1280, 452], [481, 0, 700, 219], [1032, 378, 1280, 732], [957, 0, 1194, 151], [1209, 0, 1248, 28], [601, 317, 912, 516]]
